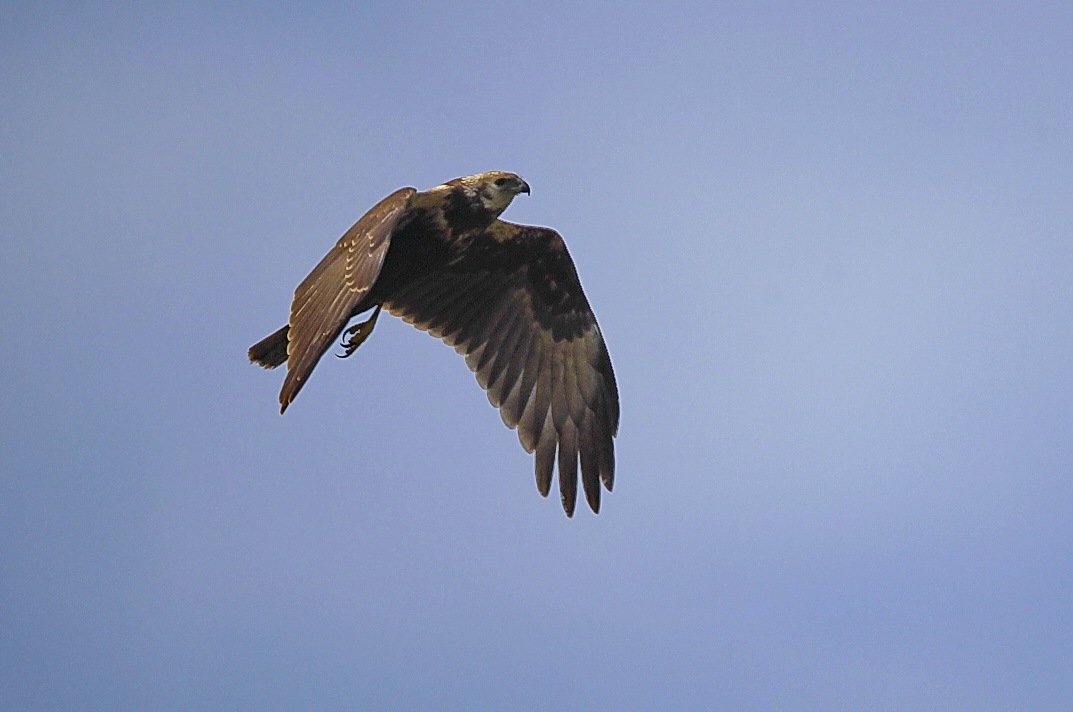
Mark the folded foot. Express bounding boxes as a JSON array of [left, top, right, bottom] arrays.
[[338, 305, 382, 358]]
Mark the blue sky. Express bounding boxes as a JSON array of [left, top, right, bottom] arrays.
[[2, 2, 1071, 710]]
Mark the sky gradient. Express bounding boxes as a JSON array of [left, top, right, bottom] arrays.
[[3, 2, 1072, 710]]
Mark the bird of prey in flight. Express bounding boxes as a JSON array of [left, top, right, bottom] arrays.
[[249, 172, 619, 516]]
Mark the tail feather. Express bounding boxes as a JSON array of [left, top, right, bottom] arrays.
[[249, 326, 289, 369]]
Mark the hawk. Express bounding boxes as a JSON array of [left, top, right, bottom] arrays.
[[249, 172, 619, 516]]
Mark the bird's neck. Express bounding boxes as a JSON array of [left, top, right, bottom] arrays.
[[442, 186, 505, 233]]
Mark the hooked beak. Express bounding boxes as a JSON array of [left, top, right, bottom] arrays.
[[518, 180, 531, 195]]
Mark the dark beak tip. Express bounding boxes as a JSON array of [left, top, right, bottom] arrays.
[[520, 183, 531, 195]]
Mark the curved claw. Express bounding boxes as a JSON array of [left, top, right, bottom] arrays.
[[336, 305, 382, 359]]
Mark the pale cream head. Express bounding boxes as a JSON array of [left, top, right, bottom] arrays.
[[440, 171, 531, 215]]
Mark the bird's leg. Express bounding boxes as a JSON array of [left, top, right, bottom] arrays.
[[338, 305, 382, 358]]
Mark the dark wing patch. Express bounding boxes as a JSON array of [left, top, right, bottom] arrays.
[[280, 187, 415, 413], [383, 224, 619, 516]]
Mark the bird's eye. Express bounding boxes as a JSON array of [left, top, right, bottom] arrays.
[[494, 177, 510, 187]]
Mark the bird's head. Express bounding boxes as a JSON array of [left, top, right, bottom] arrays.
[[452, 171, 531, 217]]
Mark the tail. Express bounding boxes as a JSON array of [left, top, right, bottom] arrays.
[[249, 325, 289, 369]]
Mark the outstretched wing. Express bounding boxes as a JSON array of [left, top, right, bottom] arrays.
[[384, 224, 619, 516], [280, 187, 416, 413]]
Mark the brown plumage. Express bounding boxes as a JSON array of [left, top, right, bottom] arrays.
[[249, 172, 619, 516]]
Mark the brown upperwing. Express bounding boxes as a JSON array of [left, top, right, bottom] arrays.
[[279, 187, 416, 413]]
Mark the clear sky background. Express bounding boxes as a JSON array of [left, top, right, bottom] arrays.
[[2, 2, 1071, 710]]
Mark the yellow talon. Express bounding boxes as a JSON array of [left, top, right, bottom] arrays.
[[338, 305, 382, 358]]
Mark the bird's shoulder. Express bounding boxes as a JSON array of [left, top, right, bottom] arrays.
[[486, 220, 565, 249], [444, 220, 571, 276]]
